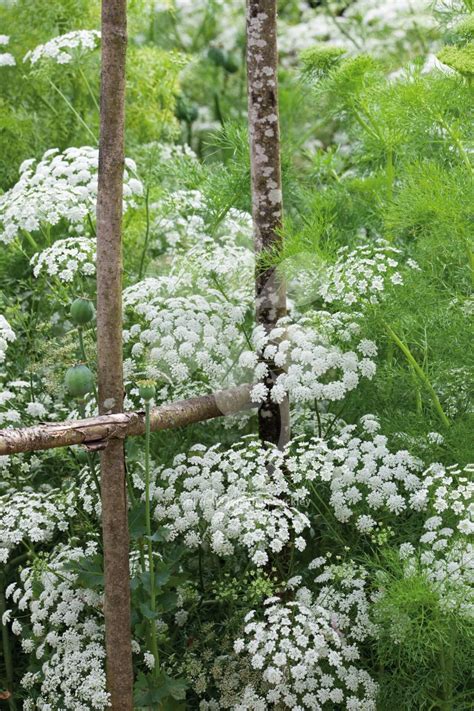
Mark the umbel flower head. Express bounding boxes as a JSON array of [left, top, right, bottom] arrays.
[[152, 439, 310, 566], [0, 315, 15, 363], [232, 597, 377, 709], [241, 312, 377, 406], [31, 236, 96, 282], [24, 30, 101, 66], [0, 146, 143, 244]]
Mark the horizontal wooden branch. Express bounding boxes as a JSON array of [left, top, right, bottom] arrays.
[[0, 385, 254, 456]]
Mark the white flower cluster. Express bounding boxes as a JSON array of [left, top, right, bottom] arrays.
[[172, 241, 254, 305], [152, 188, 252, 255], [123, 276, 248, 400], [24, 30, 101, 66], [0, 489, 71, 563], [233, 597, 377, 709], [290, 419, 425, 530], [31, 236, 96, 282], [0, 314, 15, 363], [6, 541, 109, 711], [319, 240, 419, 308], [398, 462, 474, 615], [0, 146, 142, 243], [154, 0, 242, 52], [0, 379, 57, 429], [0, 35, 15, 66], [278, 0, 436, 60], [152, 440, 310, 567], [241, 313, 377, 405], [310, 559, 377, 646]]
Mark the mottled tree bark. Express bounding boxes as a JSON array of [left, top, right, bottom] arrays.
[[96, 1, 133, 708], [0, 384, 254, 456], [246, 0, 290, 447]]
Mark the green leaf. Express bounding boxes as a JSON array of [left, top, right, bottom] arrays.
[[129, 501, 147, 539], [139, 602, 158, 620], [64, 554, 104, 590], [134, 671, 187, 707], [156, 590, 178, 612]]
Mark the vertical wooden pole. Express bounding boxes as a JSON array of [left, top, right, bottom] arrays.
[[96, 1, 133, 708], [246, 0, 290, 447]]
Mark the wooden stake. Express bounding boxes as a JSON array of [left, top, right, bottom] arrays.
[[96, 0, 133, 707], [0, 385, 254, 456], [246, 0, 290, 447]]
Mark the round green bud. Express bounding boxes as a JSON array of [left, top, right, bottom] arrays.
[[223, 54, 239, 73], [65, 364, 95, 398], [138, 380, 155, 402], [207, 46, 227, 68], [70, 298, 95, 326], [175, 95, 198, 124]]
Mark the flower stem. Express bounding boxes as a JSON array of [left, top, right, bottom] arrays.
[[144, 400, 160, 677], [48, 78, 98, 143], [77, 327, 98, 404], [138, 186, 151, 280], [78, 66, 100, 113], [383, 322, 450, 428]]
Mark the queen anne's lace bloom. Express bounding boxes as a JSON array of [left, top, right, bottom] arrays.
[[31, 236, 96, 282], [0, 52, 15, 66], [396, 462, 474, 616], [152, 187, 253, 255], [123, 275, 249, 400], [319, 240, 419, 307], [7, 541, 110, 710], [310, 559, 377, 645], [0, 146, 142, 243], [241, 312, 377, 405], [278, 0, 436, 60], [24, 30, 101, 66], [152, 440, 310, 566], [289, 419, 426, 528], [233, 597, 377, 709], [0, 315, 15, 363], [0, 489, 71, 563]]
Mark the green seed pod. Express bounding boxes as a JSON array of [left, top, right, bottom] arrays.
[[70, 298, 95, 325], [138, 379, 156, 402], [65, 364, 95, 398], [223, 54, 239, 74], [186, 103, 199, 123], [207, 46, 227, 68], [175, 95, 198, 124]]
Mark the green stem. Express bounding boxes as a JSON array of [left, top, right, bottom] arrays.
[[78, 400, 101, 496], [0, 577, 17, 711], [20, 229, 40, 252], [138, 187, 151, 280], [466, 241, 474, 287], [213, 88, 224, 126], [78, 66, 100, 113], [144, 401, 159, 678], [48, 78, 97, 143], [384, 322, 450, 428], [186, 120, 193, 147], [314, 399, 322, 438], [386, 146, 394, 203], [352, 107, 380, 143], [435, 113, 472, 175], [77, 327, 98, 404]]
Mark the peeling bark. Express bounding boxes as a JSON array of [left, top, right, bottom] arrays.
[[0, 385, 254, 456], [96, 1, 133, 707], [246, 0, 290, 447]]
